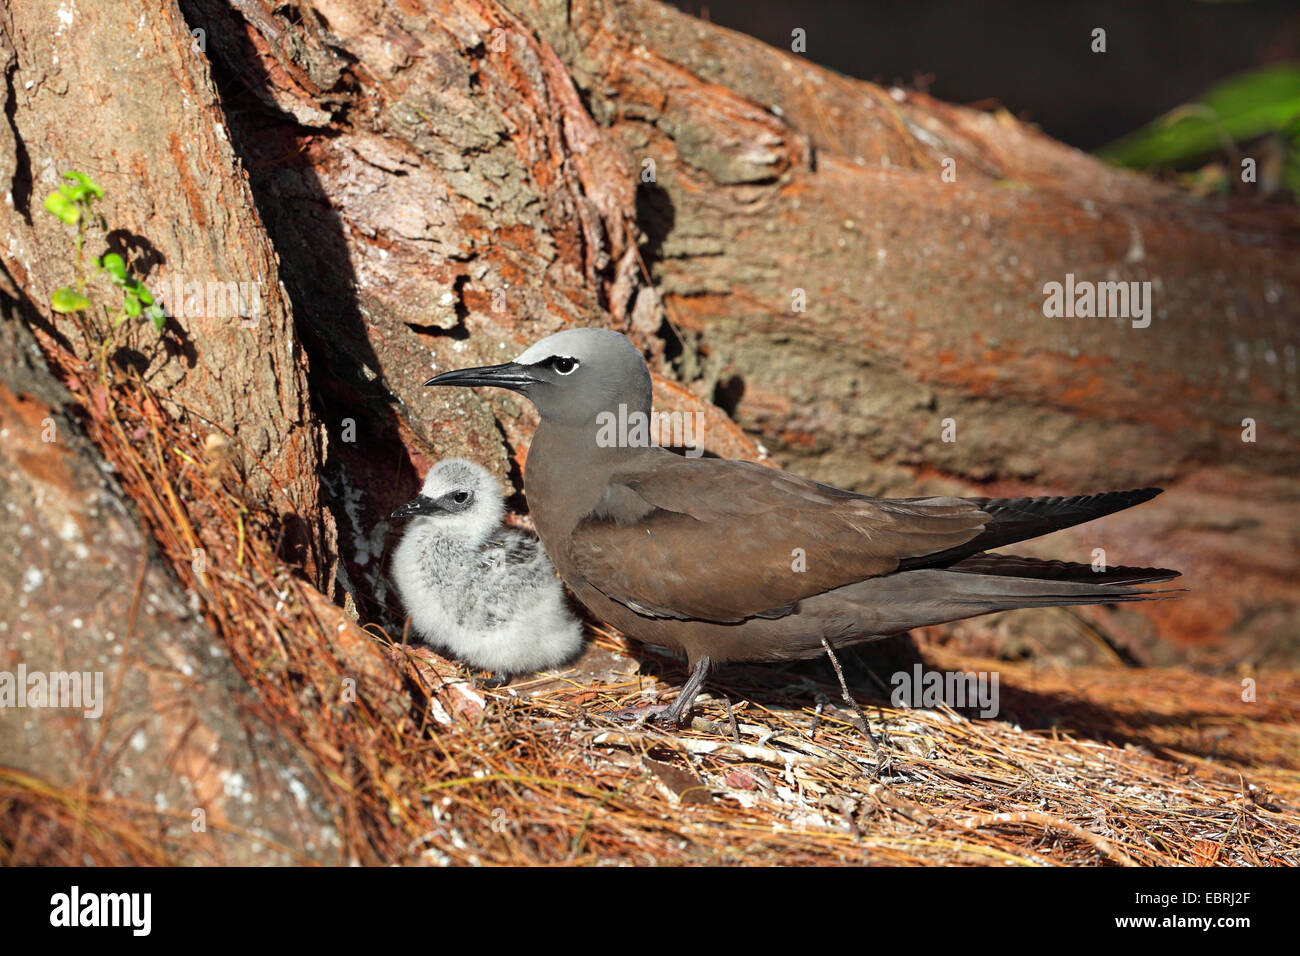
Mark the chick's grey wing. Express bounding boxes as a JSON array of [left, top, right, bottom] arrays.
[[472, 528, 556, 614], [481, 528, 545, 568], [568, 456, 989, 623]]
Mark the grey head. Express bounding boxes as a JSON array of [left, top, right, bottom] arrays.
[[424, 328, 652, 426], [391, 458, 505, 542]]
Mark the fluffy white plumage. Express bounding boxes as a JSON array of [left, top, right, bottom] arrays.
[[390, 458, 584, 676]]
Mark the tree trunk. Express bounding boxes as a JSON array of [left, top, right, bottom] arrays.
[[1, 0, 333, 581]]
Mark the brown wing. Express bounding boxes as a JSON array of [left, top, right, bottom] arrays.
[[568, 455, 988, 622]]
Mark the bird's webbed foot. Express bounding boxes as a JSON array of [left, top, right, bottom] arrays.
[[600, 656, 712, 730], [601, 701, 689, 728]]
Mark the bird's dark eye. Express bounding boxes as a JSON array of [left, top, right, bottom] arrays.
[[453, 491, 470, 504], [550, 356, 579, 375]]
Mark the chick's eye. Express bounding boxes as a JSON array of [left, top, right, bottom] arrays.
[[550, 356, 578, 375], [453, 491, 470, 504]]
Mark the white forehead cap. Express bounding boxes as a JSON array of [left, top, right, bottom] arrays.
[[515, 329, 582, 365], [512, 327, 633, 365]]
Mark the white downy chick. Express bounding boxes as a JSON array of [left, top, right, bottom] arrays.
[[390, 458, 584, 680]]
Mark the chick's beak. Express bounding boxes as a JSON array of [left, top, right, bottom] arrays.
[[391, 495, 445, 519]]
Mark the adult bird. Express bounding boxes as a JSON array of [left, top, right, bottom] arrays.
[[426, 328, 1180, 724]]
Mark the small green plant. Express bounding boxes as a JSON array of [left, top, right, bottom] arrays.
[[97, 250, 162, 329], [1098, 63, 1300, 201], [43, 170, 166, 363]]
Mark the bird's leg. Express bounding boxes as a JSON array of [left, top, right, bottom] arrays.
[[820, 637, 883, 756], [724, 695, 741, 743], [602, 656, 713, 728], [648, 656, 712, 728]]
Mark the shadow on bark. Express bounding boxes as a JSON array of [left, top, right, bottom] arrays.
[[179, 0, 417, 628]]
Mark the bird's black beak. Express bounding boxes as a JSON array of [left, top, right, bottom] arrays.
[[391, 495, 445, 519], [424, 362, 538, 392]]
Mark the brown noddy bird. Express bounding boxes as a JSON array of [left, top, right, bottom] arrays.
[[427, 328, 1181, 725]]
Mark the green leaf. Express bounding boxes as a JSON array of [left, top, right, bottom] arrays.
[[1098, 64, 1300, 168], [59, 183, 91, 203], [133, 283, 154, 305], [148, 303, 166, 332], [51, 287, 92, 313], [62, 170, 104, 199], [99, 253, 128, 282], [123, 293, 142, 318], [43, 191, 80, 225]]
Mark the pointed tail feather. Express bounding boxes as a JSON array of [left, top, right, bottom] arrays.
[[828, 565, 1182, 638], [947, 551, 1180, 587]]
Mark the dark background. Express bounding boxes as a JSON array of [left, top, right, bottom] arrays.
[[670, 0, 1300, 150]]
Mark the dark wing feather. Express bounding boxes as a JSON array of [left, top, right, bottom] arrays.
[[896, 488, 1163, 571], [568, 455, 988, 622]]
